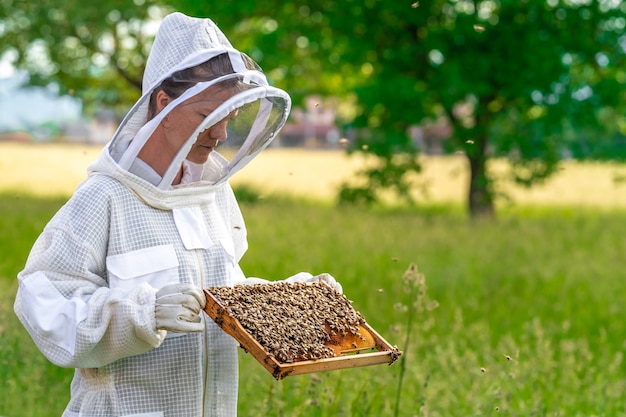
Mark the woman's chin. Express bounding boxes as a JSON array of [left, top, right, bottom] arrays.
[[187, 149, 213, 164]]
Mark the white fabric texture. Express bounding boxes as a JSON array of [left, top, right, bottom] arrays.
[[13, 11, 290, 417], [106, 11, 291, 189], [236, 272, 343, 294], [109, 12, 238, 165], [284, 272, 343, 294], [15, 174, 247, 417]]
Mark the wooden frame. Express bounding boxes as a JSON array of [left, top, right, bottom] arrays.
[[204, 289, 402, 380]]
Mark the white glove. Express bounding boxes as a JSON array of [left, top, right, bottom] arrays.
[[155, 283, 206, 333], [284, 272, 343, 294], [236, 277, 272, 285]]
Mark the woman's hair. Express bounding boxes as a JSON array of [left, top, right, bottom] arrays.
[[147, 52, 259, 120]]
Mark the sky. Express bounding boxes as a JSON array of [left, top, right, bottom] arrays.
[[0, 59, 82, 133]]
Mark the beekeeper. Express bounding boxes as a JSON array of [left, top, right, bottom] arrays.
[[14, 12, 341, 417]]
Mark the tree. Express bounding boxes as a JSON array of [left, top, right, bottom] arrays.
[[0, 0, 164, 114], [3, 0, 625, 217], [282, 0, 625, 217], [178, 0, 626, 217]]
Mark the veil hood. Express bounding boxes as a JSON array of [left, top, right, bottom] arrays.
[[88, 12, 291, 209]]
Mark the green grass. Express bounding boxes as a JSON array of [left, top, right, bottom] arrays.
[[0, 194, 75, 414], [2, 191, 626, 416]]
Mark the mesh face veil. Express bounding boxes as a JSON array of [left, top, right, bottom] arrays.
[[102, 12, 291, 192]]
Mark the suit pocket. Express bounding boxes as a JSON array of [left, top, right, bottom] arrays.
[[106, 244, 179, 291]]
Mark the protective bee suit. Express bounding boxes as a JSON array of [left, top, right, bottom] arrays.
[[13, 12, 298, 417]]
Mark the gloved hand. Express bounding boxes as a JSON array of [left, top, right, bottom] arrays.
[[284, 272, 343, 294], [155, 283, 206, 333], [236, 277, 272, 285]]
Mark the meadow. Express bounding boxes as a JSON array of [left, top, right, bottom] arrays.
[[2, 143, 626, 416]]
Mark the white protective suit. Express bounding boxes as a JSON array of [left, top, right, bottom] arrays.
[[14, 12, 295, 417]]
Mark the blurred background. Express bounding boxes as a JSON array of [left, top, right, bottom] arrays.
[[3, 3, 626, 416], [0, 0, 625, 215]]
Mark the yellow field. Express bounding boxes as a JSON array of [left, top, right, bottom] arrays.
[[2, 141, 626, 208]]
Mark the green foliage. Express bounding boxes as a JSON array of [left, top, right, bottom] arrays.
[[0, 0, 162, 114], [232, 183, 263, 205], [338, 151, 422, 206], [4, 193, 626, 415], [338, 129, 422, 206], [237, 201, 626, 415], [4, 1, 625, 215], [0, 194, 74, 414], [175, 0, 626, 216], [392, 264, 438, 417]]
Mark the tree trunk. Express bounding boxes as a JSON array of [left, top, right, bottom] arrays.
[[467, 134, 494, 219]]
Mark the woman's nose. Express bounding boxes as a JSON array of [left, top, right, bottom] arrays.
[[209, 119, 228, 141]]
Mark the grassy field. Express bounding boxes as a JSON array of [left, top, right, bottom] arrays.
[[4, 142, 626, 208], [2, 143, 626, 416]]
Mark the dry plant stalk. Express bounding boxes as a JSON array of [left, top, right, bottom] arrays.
[[207, 281, 371, 363]]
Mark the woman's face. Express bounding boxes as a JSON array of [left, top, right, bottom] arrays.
[[165, 85, 239, 164]]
